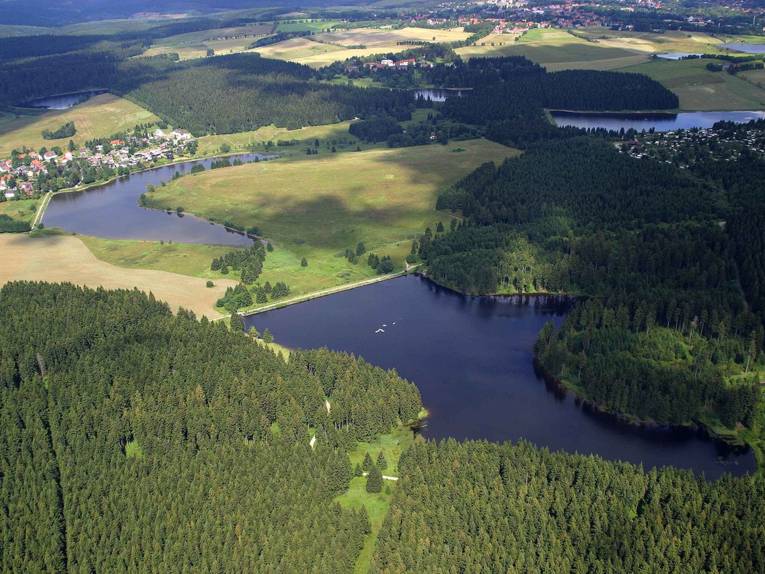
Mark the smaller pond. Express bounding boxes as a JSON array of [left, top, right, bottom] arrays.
[[43, 154, 269, 246], [551, 110, 765, 132], [655, 52, 702, 60], [413, 88, 471, 102], [19, 90, 109, 110], [722, 43, 765, 54]]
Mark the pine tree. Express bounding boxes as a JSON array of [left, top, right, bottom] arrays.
[[230, 313, 244, 332], [376, 450, 388, 471], [366, 463, 382, 493], [362, 452, 373, 472]]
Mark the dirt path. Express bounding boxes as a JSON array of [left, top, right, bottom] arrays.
[[0, 234, 236, 318]]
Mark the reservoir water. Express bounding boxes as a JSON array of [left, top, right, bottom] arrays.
[[244, 275, 755, 479], [551, 110, 765, 132], [19, 90, 109, 110], [722, 43, 765, 54], [43, 154, 267, 246]]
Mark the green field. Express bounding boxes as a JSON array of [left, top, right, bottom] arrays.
[[139, 23, 274, 61], [458, 28, 649, 70], [275, 19, 342, 33], [0, 93, 158, 156], [196, 120, 363, 156], [620, 58, 765, 110], [144, 140, 517, 305], [0, 198, 38, 224], [79, 236, 232, 278], [336, 426, 418, 574]]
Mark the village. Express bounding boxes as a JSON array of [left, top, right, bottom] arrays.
[[0, 126, 196, 200], [619, 120, 765, 167]]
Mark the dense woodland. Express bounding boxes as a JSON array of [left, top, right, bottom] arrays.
[[373, 440, 765, 573], [0, 282, 421, 572]]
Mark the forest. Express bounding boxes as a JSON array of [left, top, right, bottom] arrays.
[[0, 282, 421, 573], [420, 137, 763, 432], [373, 440, 765, 573]]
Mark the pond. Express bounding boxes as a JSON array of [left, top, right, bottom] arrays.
[[42, 154, 268, 246], [551, 110, 765, 132], [722, 43, 765, 54], [413, 88, 471, 102], [19, 90, 109, 110], [244, 275, 755, 479]]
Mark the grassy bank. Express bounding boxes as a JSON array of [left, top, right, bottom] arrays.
[[0, 198, 38, 226]]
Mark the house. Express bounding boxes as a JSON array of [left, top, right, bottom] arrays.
[[171, 129, 192, 142], [4, 191, 16, 200], [43, 151, 58, 161], [19, 182, 34, 196], [396, 58, 416, 68]]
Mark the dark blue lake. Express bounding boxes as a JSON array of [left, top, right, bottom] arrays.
[[723, 43, 765, 54], [551, 110, 765, 132], [43, 154, 267, 246], [244, 275, 755, 479], [19, 90, 108, 110]]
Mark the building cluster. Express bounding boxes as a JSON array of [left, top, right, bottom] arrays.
[[0, 128, 194, 200], [619, 124, 765, 167], [364, 57, 429, 71]]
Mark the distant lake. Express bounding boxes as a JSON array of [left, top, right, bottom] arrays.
[[723, 43, 765, 54], [551, 110, 765, 132], [43, 154, 267, 246], [413, 88, 471, 102], [244, 275, 755, 479], [656, 52, 702, 60], [19, 90, 108, 110]]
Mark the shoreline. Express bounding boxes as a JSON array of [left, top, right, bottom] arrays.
[[31, 151, 276, 231], [240, 267, 417, 317], [532, 356, 756, 460]]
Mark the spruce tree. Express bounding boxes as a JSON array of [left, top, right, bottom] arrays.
[[366, 463, 382, 493], [362, 452, 373, 473], [376, 450, 388, 471]]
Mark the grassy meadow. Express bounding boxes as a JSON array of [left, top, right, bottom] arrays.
[[0, 199, 38, 225], [0, 93, 158, 156], [620, 58, 765, 110], [336, 426, 418, 574], [143, 140, 516, 304], [139, 23, 275, 61], [458, 28, 649, 71], [196, 120, 362, 155]]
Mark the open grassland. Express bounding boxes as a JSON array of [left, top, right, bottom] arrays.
[[275, 19, 342, 33], [0, 234, 236, 317], [140, 23, 275, 61], [577, 28, 725, 55], [458, 28, 649, 71], [0, 199, 38, 225], [255, 26, 469, 67], [0, 94, 158, 156], [336, 426, 417, 574], [196, 120, 361, 155], [146, 140, 516, 302], [620, 58, 765, 110], [80, 236, 232, 279]]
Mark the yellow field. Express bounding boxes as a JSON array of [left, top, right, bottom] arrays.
[[255, 26, 470, 67], [145, 140, 517, 303], [0, 94, 158, 156], [0, 233, 235, 318]]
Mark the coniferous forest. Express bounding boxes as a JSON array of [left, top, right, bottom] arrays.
[[0, 282, 420, 572]]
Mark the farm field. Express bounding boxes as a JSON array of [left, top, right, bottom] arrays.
[[0, 233, 236, 317], [0, 93, 158, 156], [140, 23, 275, 60], [576, 28, 726, 55], [275, 19, 341, 33], [620, 58, 765, 110], [144, 139, 517, 302], [458, 28, 649, 70], [196, 120, 361, 155], [255, 26, 470, 67]]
